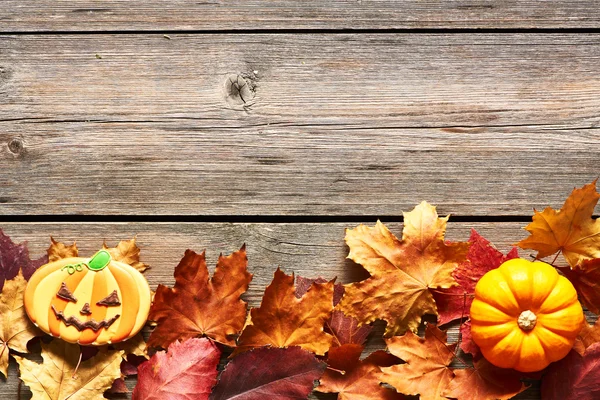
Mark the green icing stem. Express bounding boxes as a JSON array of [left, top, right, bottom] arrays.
[[88, 250, 112, 271]]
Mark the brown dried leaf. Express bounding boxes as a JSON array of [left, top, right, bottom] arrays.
[[15, 340, 123, 400], [0, 271, 40, 377], [517, 180, 600, 267], [561, 258, 600, 314], [103, 237, 149, 272], [338, 202, 469, 336], [148, 247, 252, 348], [47, 237, 78, 262], [235, 268, 333, 356], [443, 358, 528, 400]]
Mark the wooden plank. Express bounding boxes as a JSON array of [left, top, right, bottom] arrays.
[[1, 34, 599, 216], [2, 1, 600, 31], [0, 221, 569, 399]]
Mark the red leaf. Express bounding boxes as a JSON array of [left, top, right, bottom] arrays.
[[296, 276, 372, 347], [444, 358, 528, 400], [561, 258, 600, 314], [132, 338, 220, 400], [541, 343, 600, 400], [209, 347, 325, 400], [433, 229, 518, 325], [0, 229, 47, 289], [459, 320, 481, 359]]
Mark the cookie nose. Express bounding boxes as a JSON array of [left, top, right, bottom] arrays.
[[80, 303, 92, 315]]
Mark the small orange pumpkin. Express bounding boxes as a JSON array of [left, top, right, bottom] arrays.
[[24, 250, 151, 345], [470, 258, 584, 372]]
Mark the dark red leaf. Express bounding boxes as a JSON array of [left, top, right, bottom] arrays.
[[459, 320, 481, 359], [541, 343, 600, 400], [433, 229, 518, 325], [132, 338, 220, 400], [209, 347, 325, 400], [0, 229, 47, 290]]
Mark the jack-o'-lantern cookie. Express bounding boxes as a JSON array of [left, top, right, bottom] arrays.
[[24, 250, 151, 345]]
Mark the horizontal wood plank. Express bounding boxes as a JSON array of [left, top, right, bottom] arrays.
[[2, 1, 600, 31], [0, 221, 568, 399], [1, 34, 599, 216]]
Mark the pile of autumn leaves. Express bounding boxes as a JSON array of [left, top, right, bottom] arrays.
[[2, 181, 600, 399]]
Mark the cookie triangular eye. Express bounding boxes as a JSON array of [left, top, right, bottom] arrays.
[[96, 290, 121, 306], [57, 283, 77, 302]]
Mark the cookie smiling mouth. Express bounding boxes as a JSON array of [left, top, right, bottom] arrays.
[[51, 305, 120, 332]]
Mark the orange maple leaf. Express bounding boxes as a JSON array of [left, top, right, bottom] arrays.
[[443, 358, 528, 400], [337, 201, 469, 336], [147, 246, 252, 348], [316, 344, 405, 400], [234, 268, 333, 356], [381, 324, 455, 400], [517, 180, 600, 267]]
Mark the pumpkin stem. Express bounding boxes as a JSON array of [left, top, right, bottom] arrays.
[[518, 310, 537, 331]]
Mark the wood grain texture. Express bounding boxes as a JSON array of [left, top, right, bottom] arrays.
[[2, 1, 600, 31], [1, 34, 599, 216], [0, 221, 593, 399]]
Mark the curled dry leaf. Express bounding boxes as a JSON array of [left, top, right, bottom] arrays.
[[133, 338, 220, 400], [15, 340, 123, 400], [381, 325, 455, 400], [443, 358, 528, 400], [148, 247, 252, 348], [338, 202, 469, 336], [517, 180, 600, 267], [316, 343, 405, 400], [541, 343, 600, 400], [47, 237, 78, 262], [0, 229, 47, 290], [0, 271, 40, 377], [210, 346, 325, 400], [433, 229, 518, 325], [103, 237, 149, 272], [234, 268, 333, 356]]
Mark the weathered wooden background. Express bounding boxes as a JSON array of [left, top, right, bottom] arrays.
[[2, 2, 600, 399]]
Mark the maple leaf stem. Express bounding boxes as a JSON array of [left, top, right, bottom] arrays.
[[430, 289, 475, 297], [325, 365, 346, 375], [456, 293, 467, 351], [431, 325, 471, 369], [0, 341, 8, 361], [550, 251, 561, 266], [72, 349, 83, 379]]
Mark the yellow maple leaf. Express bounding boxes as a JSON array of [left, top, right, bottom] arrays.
[[337, 201, 469, 336], [0, 271, 40, 377], [47, 237, 78, 262], [15, 340, 123, 400], [103, 237, 149, 272], [517, 180, 600, 267]]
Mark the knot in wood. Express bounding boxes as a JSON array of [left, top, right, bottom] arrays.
[[8, 138, 23, 155], [224, 73, 255, 109]]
